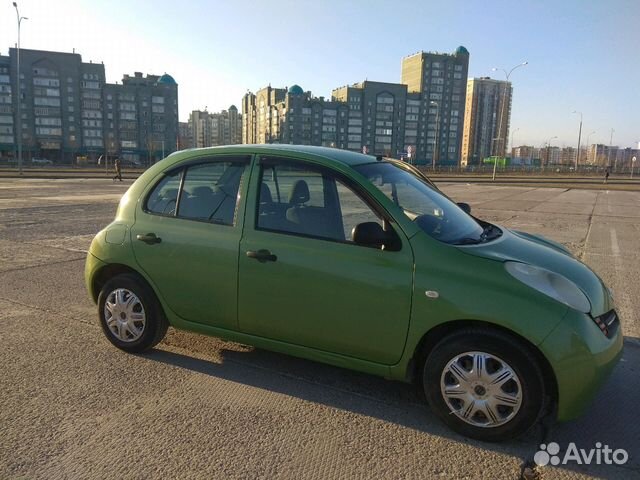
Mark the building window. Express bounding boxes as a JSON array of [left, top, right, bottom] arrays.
[[81, 81, 100, 89], [34, 97, 61, 107], [33, 78, 60, 87]]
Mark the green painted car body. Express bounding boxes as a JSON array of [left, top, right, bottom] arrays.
[[85, 145, 622, 422]]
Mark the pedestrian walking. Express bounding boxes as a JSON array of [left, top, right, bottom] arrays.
[[113, 158, 122, 182], [604, 166, 610, 184]]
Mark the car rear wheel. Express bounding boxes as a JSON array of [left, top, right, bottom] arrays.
[[422, 328, 546, 442], [97, 273, 168, 353]]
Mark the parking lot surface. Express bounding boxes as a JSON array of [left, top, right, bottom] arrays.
[[1, 178, 638, 479]]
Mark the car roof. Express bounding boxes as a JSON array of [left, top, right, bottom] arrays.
[[174, 144, 377, 167]]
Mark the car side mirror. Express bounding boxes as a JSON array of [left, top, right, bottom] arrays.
[[457, 202, 471, 214], [352, 222, 396, 249]]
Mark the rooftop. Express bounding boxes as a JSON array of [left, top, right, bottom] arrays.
[[168, 144, 377, 167], [157, 73, 177, 85]]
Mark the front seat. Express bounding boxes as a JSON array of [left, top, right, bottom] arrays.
[[285, 179, 312, 234], [259, 182, 274, 214]]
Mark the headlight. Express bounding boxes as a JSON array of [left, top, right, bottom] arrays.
[[504, 261, 591, 313]]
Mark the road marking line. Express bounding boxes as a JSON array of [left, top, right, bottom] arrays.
[[610, 229, 621, 256], [609, 227, 634, 327]]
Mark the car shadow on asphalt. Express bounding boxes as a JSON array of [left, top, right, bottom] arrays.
[[143, 334, 640, 478], [144, 336, 551, 468]]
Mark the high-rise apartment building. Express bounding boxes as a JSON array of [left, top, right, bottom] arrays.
[[0, 48, 178, 164], [540, 146, 561, 165], [241, 47, 469, 165], [400, 47, 470, 165], [461, 77, 512, 166], [244, 81, 411, 156], [512, 145, 539, 160], [243, 85, 350, 149], [588, 144, 618, 166], [332, 81, 413, 157], [188, 106, 242, 148], [560, 147, 577, 166], [178, 121, 191, 150], [103, 71, 179, 163], [615, 147, 640, 169]]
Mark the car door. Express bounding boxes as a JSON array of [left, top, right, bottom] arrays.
[[238, 156, 414, 365], [131, 155, 251, 329]]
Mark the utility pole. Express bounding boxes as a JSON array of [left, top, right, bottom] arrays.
[[572, 111, 582, 172], [585, 131, 596, 164], [607, 128, 614, 170], [13, 2, 28, 175], [491, 61, 528, 180], [510, 127, 519, 154]]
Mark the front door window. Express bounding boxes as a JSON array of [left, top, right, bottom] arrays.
[[257, 162, 382, 243]]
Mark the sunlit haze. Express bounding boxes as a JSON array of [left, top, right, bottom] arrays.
[[1, 0, 638, 147]]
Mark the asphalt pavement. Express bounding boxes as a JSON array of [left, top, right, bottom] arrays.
[[0, 178, 638, 479]]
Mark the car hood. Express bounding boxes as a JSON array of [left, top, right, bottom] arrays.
[[457, 227, 612, 316]]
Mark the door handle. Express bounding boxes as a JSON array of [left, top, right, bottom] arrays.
[[136, 233, 162, 245], [246, 249, 277, 262]]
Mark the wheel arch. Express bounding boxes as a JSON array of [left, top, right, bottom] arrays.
[[409, 319, 558, 405], [91, 263, 153, 303]]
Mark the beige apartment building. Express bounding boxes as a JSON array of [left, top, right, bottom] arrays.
[[461, 77, 512, 166], [242, 84, 349, 148], [188, 106, 241, 148], [400, 47, 470, 165]]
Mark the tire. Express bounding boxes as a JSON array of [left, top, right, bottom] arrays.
[[97, 273, 168, 353], [422, 328, 546, 442]]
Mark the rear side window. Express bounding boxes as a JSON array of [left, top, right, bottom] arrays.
[[177, 161, 246, 225], [146, 171, 181, 215]]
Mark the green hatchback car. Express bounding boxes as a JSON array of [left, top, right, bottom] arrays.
[[85, 145, 622, 441]]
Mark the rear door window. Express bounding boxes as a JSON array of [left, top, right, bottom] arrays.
[[177, 160, 247, 225], [145, 171, 181, 216]]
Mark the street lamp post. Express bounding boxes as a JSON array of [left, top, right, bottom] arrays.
[[572, 111, 582, 172], [631, 156, 636, 179], [429, 101, 439, 170], [13, 2, 28, 175], [607, 128, 615, 170], [585, 131, 596, 164], [491, 61, 528, 180], [510, 127, 519, 153]]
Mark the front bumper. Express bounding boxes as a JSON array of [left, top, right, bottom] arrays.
[[540, 308, 623, 421]]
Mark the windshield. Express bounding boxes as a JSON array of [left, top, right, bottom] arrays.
[[355, 162, 486, 244]]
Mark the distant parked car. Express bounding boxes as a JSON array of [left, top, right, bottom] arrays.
[[86, 144, 622, 442], [32, 158, 53, 166], [119, 159, 142, 168]]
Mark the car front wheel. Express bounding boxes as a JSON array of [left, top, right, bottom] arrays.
[[423, 328, 546, 442], [97, 273, 168, 353]]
